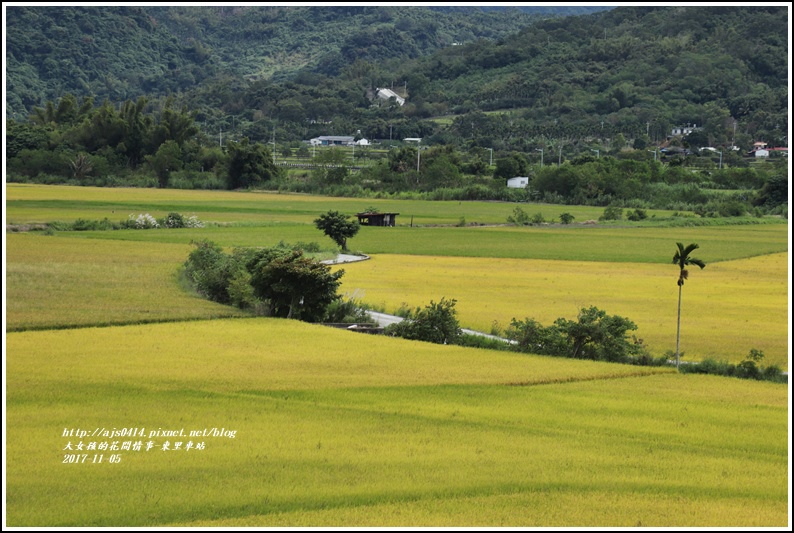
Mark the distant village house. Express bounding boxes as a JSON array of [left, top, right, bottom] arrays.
[[670, 124, 699, 137], [507, 177, 530, 188], [375, 88, 405, 106], [307, 136, 370, 146]]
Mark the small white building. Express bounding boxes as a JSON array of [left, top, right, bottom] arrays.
[[355, 138, 370, 146], [375, 88, 405, 106], [671, 124, 698, 136], [753, 149, 769, 158], [309, 136, 355, 146], [507, 177, 530, 188]]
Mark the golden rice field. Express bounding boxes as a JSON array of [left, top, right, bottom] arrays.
[[5, 233, 248, 330], [336, 252, 790, 367], [5, 319, 788, 527], [3, 184, 790, 527]]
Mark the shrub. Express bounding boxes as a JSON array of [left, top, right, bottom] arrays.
[[507, 206, 530, 225], [506, 306, 650, 364], [677, 349, 786, 382], [529, 212, 546, 225], [162, 212, 185, 228], [385, 297, 461, 345], [559, 212, 575, 224], [183, 240, 240, 304], [129, 213, 160, 229], [626, 208, 648, 221], [323, 298, 371, 324], [599, 206, 623, 221], [184, 215, 205, 228], [456, 333, 511, 351]]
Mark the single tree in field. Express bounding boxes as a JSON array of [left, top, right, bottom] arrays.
[[314, 210, 360, 252], [673, 242, 706, 369]]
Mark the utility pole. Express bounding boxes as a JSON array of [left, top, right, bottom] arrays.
[[487, 148, 493, 167], [558, 143, 563, 166], [535, 148, 543, 167], [271, 124, 276, 165], [591, 149, 600, 159], [219, 127, 222, 148]]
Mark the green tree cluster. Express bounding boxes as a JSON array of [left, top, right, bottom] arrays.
[[506, 306, 652, 364], [183, 240, 344, 322], [384, 297, 462, 345]]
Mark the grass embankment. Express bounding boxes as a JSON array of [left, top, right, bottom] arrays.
[[6, 319, 787, 527]]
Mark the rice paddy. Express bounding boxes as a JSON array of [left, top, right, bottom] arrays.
[[5, 320, 787, 527], [5, 233, 248, 330], [336, 252, 789, 366], [3, 184, 790, 527]]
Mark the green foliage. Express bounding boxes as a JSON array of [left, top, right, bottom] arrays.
[[145, 140, 183, 188], [226, 138, 281, 189], [162, 212, 185, 228], [673, 242, 706, 287], [506, 206, 530, 226], [183, 239, 241, 304], [506, 306, 652, 364], [183, 239, 344, 322], [753, 175, 787, 208], [249, 249, 344, 321], [599, 206, 623, 221], [554, 306, 647, 363], [529, 212, 546, 225], [559, 212, 575, 224], [385, 297, 461, 345], [323, 298, 371, 324], [388, 146, 418, 173], [678, 349, 786, 383], [314, 210, 360, 251], [4, 6, 788, 220], [626, 208, 647, 221]]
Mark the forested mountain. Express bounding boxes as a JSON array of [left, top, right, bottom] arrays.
[[6, 5, 549, 117], [396, 6, 788, 149], [6, 5, 787, 151]]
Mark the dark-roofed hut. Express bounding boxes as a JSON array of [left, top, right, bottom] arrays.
[[356, 212, 399, 227]]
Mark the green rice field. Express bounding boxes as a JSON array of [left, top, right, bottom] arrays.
[[4, 184, 790, 527]]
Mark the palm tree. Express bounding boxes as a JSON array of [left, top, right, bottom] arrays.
[[673, 242, 706, 369]]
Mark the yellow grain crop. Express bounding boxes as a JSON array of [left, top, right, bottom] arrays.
[[5, 233, 247, 329], [337, 253, 789, 367]]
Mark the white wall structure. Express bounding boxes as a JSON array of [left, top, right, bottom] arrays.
[[507, 177, 529, 188], [376, 88, 405, 106]]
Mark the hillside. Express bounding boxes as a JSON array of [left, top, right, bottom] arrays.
[[6, 5, 787, 152], [396, 6, 788, 147], [5, 5, 553, 118]]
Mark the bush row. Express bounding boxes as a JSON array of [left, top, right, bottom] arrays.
[[382, 298, 785, 382], [42, 212, 204, 232]]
